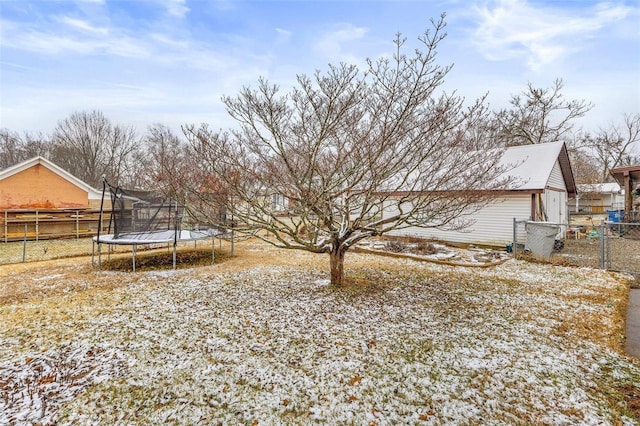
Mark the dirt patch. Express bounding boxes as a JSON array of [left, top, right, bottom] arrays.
[[101, 248, 229, 272], [619, 385, 640, 420]]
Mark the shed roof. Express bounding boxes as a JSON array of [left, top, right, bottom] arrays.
[[0, 156, 102, 199], [497, 141, 576, 195]]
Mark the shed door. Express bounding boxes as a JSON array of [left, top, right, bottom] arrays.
[[544, 189, 566, 224]]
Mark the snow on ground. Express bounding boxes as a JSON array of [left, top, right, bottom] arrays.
[[1, 251, 639, 425]]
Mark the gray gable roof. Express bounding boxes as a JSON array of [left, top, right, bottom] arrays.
[[498, 141, 576, 196]]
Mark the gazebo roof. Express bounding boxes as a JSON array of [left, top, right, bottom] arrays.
[[610, 164, 640, 214], [611, 165, 640, 187]]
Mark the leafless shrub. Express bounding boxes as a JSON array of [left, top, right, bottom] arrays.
[[384, 241, 406, 253]]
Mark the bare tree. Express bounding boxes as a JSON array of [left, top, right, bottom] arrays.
[[496, 78, 593, 146], [0, 129, 51, 169], [579, 114, 640, 182], [136, 124, 229, 227], [21, 132, 51, 160], [138, 124, 189, 196], [566, 143, 601, 184], [184, 16, 515, 286], [51, 110, 139, 188], [0, 129, 23, 170]]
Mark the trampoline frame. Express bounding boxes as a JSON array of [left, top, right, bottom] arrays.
[[92, 179, 222, 271]]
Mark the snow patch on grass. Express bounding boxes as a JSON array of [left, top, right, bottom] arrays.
[[1, 258, 638, 425]]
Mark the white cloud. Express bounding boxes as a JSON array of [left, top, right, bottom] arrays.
[[1, 15, 147, 57], [275, 27, 292, 43], [471, 0, 634, 70], [165, 0, 190, 18], [313, 24, 368, 64], [13, 32, 101, 56], [3, 25, 151, 59], [150, 33, 190, 49], [57, 16, 109, 35], [1, 14, 259, 81]]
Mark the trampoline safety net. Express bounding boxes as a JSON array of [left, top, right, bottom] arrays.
[[104, 180, 184, 240]]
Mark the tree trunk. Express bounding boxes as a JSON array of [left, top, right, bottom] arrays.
[[329, 245, 346, 286]]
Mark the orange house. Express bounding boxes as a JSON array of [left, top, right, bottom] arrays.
[[0, 156, 102, 210], [0, 157, 107, 241]]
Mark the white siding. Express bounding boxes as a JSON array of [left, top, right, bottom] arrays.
[[543, 160, 568, 225], [547, 161, 566, 191], [543, 189, 565, 223], [385, 194, 532, 247]]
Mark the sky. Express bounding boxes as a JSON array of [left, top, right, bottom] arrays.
[[1, 0, 639, 137]]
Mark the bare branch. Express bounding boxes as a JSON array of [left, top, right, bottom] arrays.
[[182, 17, 513, 285]]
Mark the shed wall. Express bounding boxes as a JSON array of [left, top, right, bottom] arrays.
[[384, 194, 532, 246], [547, 161, 566, 190], [542, 161, 568, 224]]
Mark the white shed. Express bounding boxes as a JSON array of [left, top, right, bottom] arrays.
[[383, 141, 577, 247]]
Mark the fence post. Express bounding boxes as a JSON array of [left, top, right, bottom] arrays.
[[599, 219, 605, 269], [22, 224, 27, 262], [512, 218, 517, 259]]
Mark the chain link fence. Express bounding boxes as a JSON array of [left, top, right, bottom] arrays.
[[513, 219, 640, 276], [3, 221, 640, 276], [0, 237, 222, 266], [601, 222, 640, 275], [1, 238, 95, 264]]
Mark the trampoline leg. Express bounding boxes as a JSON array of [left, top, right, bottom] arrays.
[[133, 245, 136, 272], [98, 243, 102, 270], [91, 240, 95, 267]]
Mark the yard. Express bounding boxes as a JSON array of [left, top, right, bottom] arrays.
[[1, 239, 639, 425]]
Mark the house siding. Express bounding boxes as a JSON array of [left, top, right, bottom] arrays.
[[385, 194, 533, 247]]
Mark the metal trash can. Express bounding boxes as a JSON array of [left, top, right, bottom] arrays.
[[525, 222, 560, 260]]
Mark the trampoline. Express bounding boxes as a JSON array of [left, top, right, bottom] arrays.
[[92, 179, 224, 271]]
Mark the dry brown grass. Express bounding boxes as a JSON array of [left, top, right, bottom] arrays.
[[0, 238, 633, 355], [1, 238, 639, 424], [0, 239, 631, 352], [0, 238, 328, 305]]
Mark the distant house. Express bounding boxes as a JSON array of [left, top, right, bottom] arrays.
[[0, 157, 105, 241], [572, 182, 624, 215], [0, 156, 102, 210], [382, 141, 577, 247]]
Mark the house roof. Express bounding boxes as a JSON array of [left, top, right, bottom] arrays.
[[498, 141, 576, 195], [0, 156, 103, 199], [577, 182, 621, 194]]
